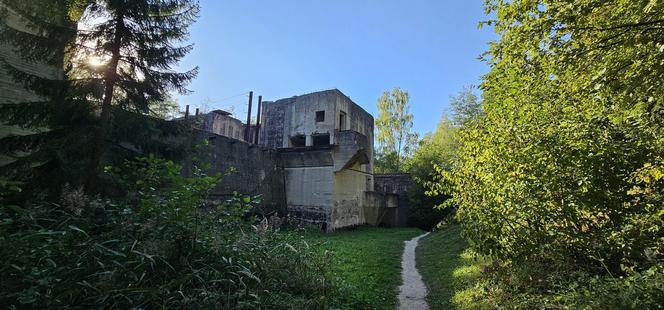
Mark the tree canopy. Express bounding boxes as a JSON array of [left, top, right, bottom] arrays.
[[375, 87, 419, 173], [0, 0, 199, 195], [438, 0, 664, 275]]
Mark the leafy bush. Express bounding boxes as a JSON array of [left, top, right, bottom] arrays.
[[0, 155, 339, 309], [433, 0, 664, 276], [406, 116, 458, 230], [452, 259, 664, 310], [423, 1, 664, 308]]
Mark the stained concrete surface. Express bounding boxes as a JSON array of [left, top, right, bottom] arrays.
[[398, 232, 430, 310]]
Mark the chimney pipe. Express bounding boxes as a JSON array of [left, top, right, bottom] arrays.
[[245, 91, 253, 142], [254, 95, 262, 144]]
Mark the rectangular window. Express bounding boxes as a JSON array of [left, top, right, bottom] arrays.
[[316, 111, 325, 122], [289, 135, 306, 147], [312, 133, 330, 146]]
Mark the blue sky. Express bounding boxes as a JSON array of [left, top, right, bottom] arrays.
[[175, 0, 496, 135]]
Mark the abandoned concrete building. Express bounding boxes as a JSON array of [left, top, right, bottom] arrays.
[[197, 89, 410, 231], [201, 109, 245, 140]]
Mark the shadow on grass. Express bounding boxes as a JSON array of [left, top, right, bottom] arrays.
[[416, 224, 490, 310]]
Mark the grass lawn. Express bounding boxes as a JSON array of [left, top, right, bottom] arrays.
[[416, 224, 489, 310], [305, 227, 423, 309]]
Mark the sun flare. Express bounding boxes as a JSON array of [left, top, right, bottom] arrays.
[[87, 56, 105, 67]]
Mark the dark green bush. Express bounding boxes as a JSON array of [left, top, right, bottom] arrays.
[[457, 260, 664, 309], [0, 156, 339, 309]]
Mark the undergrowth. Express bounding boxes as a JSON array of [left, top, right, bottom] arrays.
[[418, 224, 664, 310], [0, 155, 351, 309]]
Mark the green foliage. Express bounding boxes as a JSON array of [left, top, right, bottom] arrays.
[[449, 86, 482, 128], [0, 0, 198, 195], [442, 0, 664, 274], [375, 87, 419, 173], [419, 0, 664, 308], [67, 0, 89, 21], [419, 226, 664, 310], [149, 93, 182, 119], [0, 156, 339, 309], [446, 257, 664, 310], [406, 116, 457, 230]]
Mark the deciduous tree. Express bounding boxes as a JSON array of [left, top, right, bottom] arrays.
[[440, 0, 664, 275], [375, 87, 418, 173]]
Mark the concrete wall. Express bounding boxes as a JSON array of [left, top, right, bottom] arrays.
[[256, 89, 378, 231], [374, 173, 413, 227], [284, 167, 334, 230], [279, 147, 335, 230], [363, 191, 399, 226], [0, 4, 69, 166], [193, 89, 413, 231], [278, 128, 376, 231], [334, 130, 374, 188], [282, 90, 338, 147], [332, 162, 368, 229], [339, 92, 374, 172], [193, 131, 286, 214], [0, 4, 65, 106]]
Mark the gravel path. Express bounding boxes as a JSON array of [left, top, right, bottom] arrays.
[[397, 232, 430, 310]]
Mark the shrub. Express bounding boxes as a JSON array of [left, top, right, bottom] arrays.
[[432, 0, 664, 276], [0, 155, 338, 309]]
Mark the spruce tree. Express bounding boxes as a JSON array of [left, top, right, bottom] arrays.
[[80, 0, 199, 181], [0, 0, 90, 196], [0, 0, 199, 196]]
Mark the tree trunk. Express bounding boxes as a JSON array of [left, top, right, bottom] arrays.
[[87, 11, 124, 187]]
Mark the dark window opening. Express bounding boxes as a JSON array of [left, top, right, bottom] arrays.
[[312, 133, 330, 146], [316, 110, 325, 122], [289, 135, 306, 147], [339, 111, 347, 130]]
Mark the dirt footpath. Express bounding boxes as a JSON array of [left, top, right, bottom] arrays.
[[398, 232, 430, 310]]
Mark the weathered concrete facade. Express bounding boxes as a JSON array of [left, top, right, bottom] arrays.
[[198, 89, 411, 231], [258, 89, 376, 230], [200, 110, 245, 140], [192, 130, 287, 214], [374, 173, 413, 227]]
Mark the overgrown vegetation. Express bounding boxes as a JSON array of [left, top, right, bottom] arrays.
[[0, 0, 198, 195], [424, 0, 664, 308], [405, 115, 457, 230], [0, 155, 345, 309], [305, 227, 423, 309], [374, 88, 460, 229]]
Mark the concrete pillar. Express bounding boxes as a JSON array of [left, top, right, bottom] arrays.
[[305, 134, 313, 147]]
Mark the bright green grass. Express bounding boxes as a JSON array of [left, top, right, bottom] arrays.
[[305, 227, 423, 309], [416, 225, 489, 310]]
